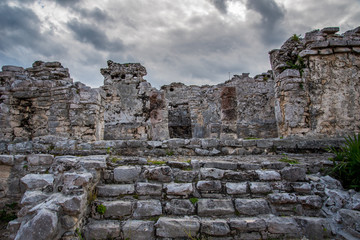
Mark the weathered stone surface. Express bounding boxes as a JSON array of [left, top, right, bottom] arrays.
[[113, 166, 141, 183], [165, 183, 193, 196], [226, 182, 248, 194], [15, 209, 58, 240], [268, 193, 297, 204], [267, 216, 301, 234], [20, 191, 49, 206], [133, 200, 162, 218], [144, 166, 172, 182], [292, 182, 312, 194], [97, 184, 135, 197], [165, 199, 195, 215], [59, 194, 86, 216], [229, 217, 266, 232], [295, 217, 331, 239], [256, 170, 281, 181], [79, 155, 107, 169], [123, 220, 155, 240], [20, 174, 54, 190], [136, 182, 162, 196], [338, 209, 360, 235], [83, 220, 120, 240], [0, 155, 14, 165], [155, 217, 200, 238], [200, 168, 225, 179], [249, 182, 272, 194], [198, 199, 235, 216], [102, 200, 132, 218], [280, 166, 306, 181], [298, 195, 323, 209], [203, 161, 237, 170], [196, 180, 222, 191], [201, 219, 230, 236], [63, 172, 92, 187], [234, 199, 270, 215], [27, 154, 54, 166]]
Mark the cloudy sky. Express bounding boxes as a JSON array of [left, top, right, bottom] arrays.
[[1, 0, 359, 88]]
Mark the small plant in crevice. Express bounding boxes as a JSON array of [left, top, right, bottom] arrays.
[[285, 55, 306, 77], [291, 33, 301, 42], [327, 134, 360, 191], [279, 154, 299, 165], [189, 197, 198, 205], [96, 204, 107, 215], [75, 228, 84, 240], [165, 149, 174, 156], [299, 82, 304, 90]]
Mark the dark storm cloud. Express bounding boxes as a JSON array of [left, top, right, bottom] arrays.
[[208, 0, 228, 14], [67, 19, 124, 51], [0, 4, 42, 51], [245, 0, 286, 45]]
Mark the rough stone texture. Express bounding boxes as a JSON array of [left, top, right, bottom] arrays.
[[229, 217, 266, 232], [234, 199, 271, 215], [256, 170, 281, 181], [267, 216, 301, 234], [123, 220, 155, 240], [113, 166, 141, 183], [102, 200, 132, 219], [136, 182, 162, 196], [15, 209, 58, 240], [196, 180, 222, 191], [165, 183, 193, 196], [83, 220, 120, 240], [201, 219, 230, 236], [20, 174, 54, 190], [270, 27, 360, 137], [155, 217, 200, 238], [280, 167, 306, 181], [165, 199, 195, 215], [226, 182, 248, 194], [133, 200, 162, 218], [144, 166, 172, 182], [198, 199, 235, 216], [97, 184, 135, 197]]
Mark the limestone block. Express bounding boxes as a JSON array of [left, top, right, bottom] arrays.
[[114, 166, 141, 183], [136, 182, 162, 196], [229, 217, 266, 232], [203, 161, 237, 170], [256, 170, 281, 181], [165, 183, 193, 196], [133, 200, 162, 218], [79, 155, 107, 169], [15, 209, 58, 240], [123, 220, 155, 240], [165, 199, 195, 215], [234, 199, 270, 215], [63, 172, 93, 188], [60, 215, 77, 229], [292, 182, 312, 194], [20, 174, 54, 190], [324, 188, 349, 209], [298, 195, 323, 209], [201, 139, 220, 148], [349, 192, 360, 210], [200, 168, 225, 179], [196, 180, 222, 191], [198, 199, 234, 216], [268, 193, 297, 204], [97, 184, 135, 197], [144, 166, 172, 182], [20, 191, 49, 206], [280, 167, 306, 181], [0, 155, 14, 166], [174, 170, 198, 182], [155, 217, 200, 238], [353, 47, 360, 53], [83, 220, 120, 240], [27, 154, 54, 166], [334, 47, 352, 53], [329, 39, 347, 46], [299, 50, 318, 58], [201, 219, 230, 236], [339, 209, 360, 233], [226, 182, 248, 194], [267, 216, 301, 234], [59, 194, 86, 216], [102, 200, 132, 219], [319, 48, 333, 55]]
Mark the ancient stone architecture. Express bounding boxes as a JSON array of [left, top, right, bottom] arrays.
[[0, 26, 359, 240]]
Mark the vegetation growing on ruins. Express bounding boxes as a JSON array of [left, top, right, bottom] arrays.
[[328, 134, 360, 190], [96, 204, 107, 215]]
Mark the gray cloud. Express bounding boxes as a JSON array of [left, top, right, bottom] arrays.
[[67, 19, 124, 51], [246, 0, 286, 45], [208, 0, 228, 14], [76, 7, 112, 23], [55, 0, 82, 7]]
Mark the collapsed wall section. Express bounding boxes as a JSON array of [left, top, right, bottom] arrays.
[[0, 61, 105, 142], [270, 26, 360, 137]]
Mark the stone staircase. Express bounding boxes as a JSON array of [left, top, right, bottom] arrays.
[[83, 154, 335, 240]]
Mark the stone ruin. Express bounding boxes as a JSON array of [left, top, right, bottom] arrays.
[[0, 27, 359, 239]]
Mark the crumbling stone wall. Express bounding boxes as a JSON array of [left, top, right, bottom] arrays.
[[0, 61, 105, 142], [162, 72, 277, 139], [270, 26, 360, 137]]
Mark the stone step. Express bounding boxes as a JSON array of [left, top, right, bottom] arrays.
[[90, 194, 324, 220], [82, 215, 331, 240]]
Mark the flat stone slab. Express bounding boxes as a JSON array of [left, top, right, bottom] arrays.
[[102, 201, 132, 219], [123, 220, 155, 240], [155, 217, 200, 238], [198, 199, 235, 216], [114, 166, 141, 183], [21, 174, 54, 190], [234, 199, 271, 215], [133, 200, 162, 218], [83, 220, 121, 240], [97, 184, 135, 197]]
